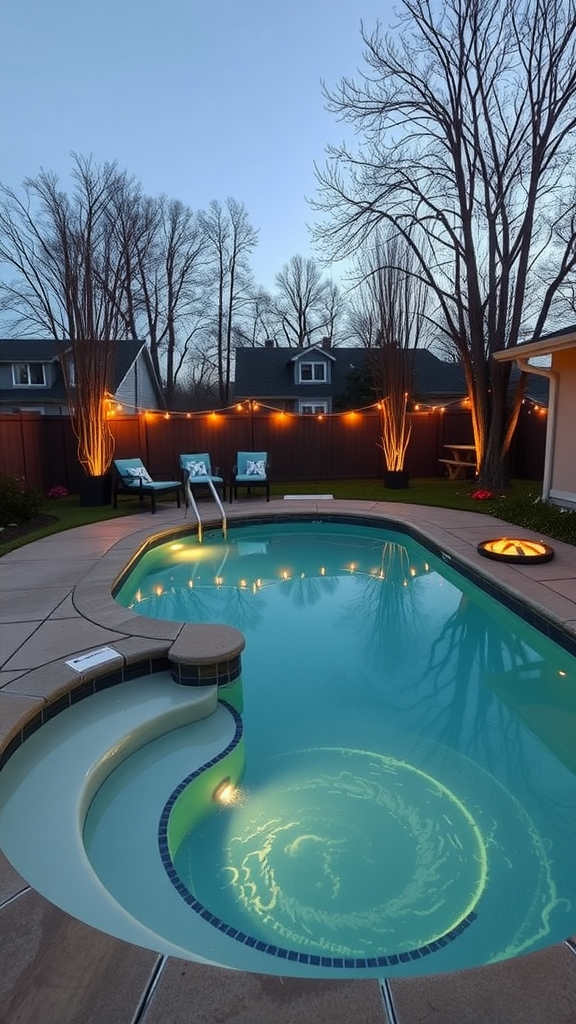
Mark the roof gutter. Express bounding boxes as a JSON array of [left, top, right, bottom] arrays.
[[515, 357, 557, 501]]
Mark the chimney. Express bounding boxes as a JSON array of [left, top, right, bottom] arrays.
[[321, 337, 331, 350], [264, 338, 274, 348]]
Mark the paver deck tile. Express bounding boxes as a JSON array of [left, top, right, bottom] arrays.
[[0, 890, 159, 1024], [140, 959, 388, 1024], [389, 943, 576, 1024]]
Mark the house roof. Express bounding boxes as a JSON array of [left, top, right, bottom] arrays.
[[0, 338, 160, 408], [289, 344, 337, 364], [234, 346, 468, 402], [0, 339, 61, 363], [494, 324, 576, 362]]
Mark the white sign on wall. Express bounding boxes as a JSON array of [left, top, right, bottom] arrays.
[[65, 647, 120, 673]]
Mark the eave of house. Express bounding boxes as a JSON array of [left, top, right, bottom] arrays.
[[289, 345, 337, 363], [494, 325, 576, 361]]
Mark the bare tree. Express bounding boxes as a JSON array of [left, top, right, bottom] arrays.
[[0, 155, 139, 476], [274, 255, 341, 347], [200, 198, 258, 406], [313, 0, 576, 488], [316, 277, 346, 346], [353, 230, 429, 473], [232, 287, 278, 347], [171, 338, 221, 411], [130, 196, 209, 406]]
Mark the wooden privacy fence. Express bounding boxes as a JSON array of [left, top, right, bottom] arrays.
[[0, 406, 545, 493]]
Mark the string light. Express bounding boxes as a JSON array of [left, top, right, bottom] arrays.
[[102, 393, 547, 421]]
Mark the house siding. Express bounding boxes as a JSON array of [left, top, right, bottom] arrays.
[[115, 356, 159, 411]]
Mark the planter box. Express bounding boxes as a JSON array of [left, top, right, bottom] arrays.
[[384, 470, 410, 490], [77, 474, 112, 507]]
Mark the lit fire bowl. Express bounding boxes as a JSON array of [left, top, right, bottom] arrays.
[[477, 538, 555, 564]]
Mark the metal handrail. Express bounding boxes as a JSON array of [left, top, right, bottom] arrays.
[[185, 476, 227, 542]]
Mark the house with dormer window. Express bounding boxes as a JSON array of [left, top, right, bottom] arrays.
[[290, 342, 337, 413], [234, 340, 473, 412], [0, 339, 164, 415], [235, 339, 346, 414]]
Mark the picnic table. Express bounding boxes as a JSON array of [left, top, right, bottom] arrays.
[[438, 444, 478, 480]]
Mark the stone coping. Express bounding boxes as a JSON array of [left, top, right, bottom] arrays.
[[169, 624, 245, 666]]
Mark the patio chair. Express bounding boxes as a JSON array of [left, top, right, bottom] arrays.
[[230, 451, 270, 503], [179, 453, 226, 502], [112, 458, 182, 514]]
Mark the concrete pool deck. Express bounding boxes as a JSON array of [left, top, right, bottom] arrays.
[[0, 496, 576, 1024]]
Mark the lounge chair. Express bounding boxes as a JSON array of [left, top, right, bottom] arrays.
[[230, 451, 270, 503], [179, 453, 226, 502], [112, 458, 182, 514]]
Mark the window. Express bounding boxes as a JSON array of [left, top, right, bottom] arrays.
[[12, 363, 46, 386], [299, 401, 329, 414], [299, 360, 327, 383]]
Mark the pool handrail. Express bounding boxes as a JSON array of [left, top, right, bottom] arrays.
[[185, 475, 227, 542]]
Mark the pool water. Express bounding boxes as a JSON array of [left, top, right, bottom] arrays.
[[1, 518, 575, 979], [104, 520, 576, 973]]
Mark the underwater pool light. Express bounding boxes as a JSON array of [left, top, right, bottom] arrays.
[[213, 777, 235, 805]]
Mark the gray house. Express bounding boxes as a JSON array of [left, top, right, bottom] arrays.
[[234, 341, 468, 413], [0, 339, 164, 415]]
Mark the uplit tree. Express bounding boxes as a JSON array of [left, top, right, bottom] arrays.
[[314, 0, 576, 487], [0, 155, 139, 476], [350, 230, 429, 474]]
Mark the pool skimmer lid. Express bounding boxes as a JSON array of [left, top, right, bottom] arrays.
[[477, 538, 554, 564]]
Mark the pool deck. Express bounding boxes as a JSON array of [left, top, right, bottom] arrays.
[[1, 496, 576, 1024]]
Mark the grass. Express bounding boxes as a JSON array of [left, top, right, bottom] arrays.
[[0, 477, 550, 559], [270, 477, 537, 509], [0, 498, 139, 556]]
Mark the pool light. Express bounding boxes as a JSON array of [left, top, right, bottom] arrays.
[[477, 538, 554, 563], [213, 777, 236, 805]]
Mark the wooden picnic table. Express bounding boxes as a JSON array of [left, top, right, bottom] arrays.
[[438, 444, 478, 480]]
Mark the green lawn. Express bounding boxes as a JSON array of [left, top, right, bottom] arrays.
[[0, 477, 549, 558], [271, 477, 537, 509]]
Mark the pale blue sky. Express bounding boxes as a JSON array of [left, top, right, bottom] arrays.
[[1, 0, 395, 292]]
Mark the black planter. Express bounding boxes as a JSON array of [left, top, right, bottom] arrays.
[[77, 473, 112, 507], [384, 470, 410, 490]]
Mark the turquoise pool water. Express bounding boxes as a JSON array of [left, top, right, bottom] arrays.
[[104, 519, 576, 975], [1, 518, 575, 980]]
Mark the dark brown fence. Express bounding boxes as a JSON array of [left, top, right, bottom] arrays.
[[0, 405, 545, 494]]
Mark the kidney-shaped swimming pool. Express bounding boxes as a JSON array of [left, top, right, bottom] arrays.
[[0, 516, 575, 979]]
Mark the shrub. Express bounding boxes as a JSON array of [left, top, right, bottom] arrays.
[[489, 491, 576, 545], [0, 474, 43, 527]]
